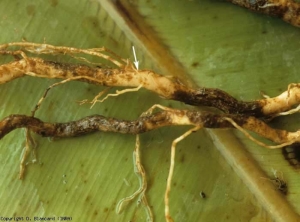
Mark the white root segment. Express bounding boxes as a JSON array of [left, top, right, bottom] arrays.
[[224, 117, 300, 149], [19, 129, 37, 179], [275, 104, 300, 117], [164, 125, 201, 222], [91, 84, 143, 106], [116, 135, 153, 221], [262, 83, 300, 116]]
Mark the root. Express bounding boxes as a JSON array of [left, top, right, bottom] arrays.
[[261, 83, 300, 117], [88, 88, 111, 108], [116, 135, 153, 221], [164, 125, 201, 222], [260, 91, 270, 99], [19, 129, 37, 179], [0, 42, 300, 193], [90, 84, 143, 108], [141, 104, 174, 117], [0, 43, 300, 118], [0, 41, 127, 68], [223, 117, 297, 149], [275, 104, 300, 117], [82, 79, 144, 110], [31, 76, 105, 116], [0, 49, 28, 60], [1, 110, 299, 147], [259, 3, 279, 8], [69, 55, 106, 67], [1, 41, 300, 222]]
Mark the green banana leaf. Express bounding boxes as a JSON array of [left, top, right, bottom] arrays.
[[0, 0, 299, 221]]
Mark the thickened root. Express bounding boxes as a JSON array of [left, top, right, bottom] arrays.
[[0, 42, 299, 118]]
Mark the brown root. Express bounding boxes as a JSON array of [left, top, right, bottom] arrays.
[[0, 106, 299, 180]]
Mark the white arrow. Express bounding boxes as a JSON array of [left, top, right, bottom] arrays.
[[132, 46, 139, 70]]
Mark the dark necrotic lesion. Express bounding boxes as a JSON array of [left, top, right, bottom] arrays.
[[0, 110, 297, 148], [172, 88, 264, 117]]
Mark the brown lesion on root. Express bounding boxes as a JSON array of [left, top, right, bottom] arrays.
[[0, 107, 298, 189], [172, 88, 264, 117], [2, 108, 298, 221], [0, 109, 296, 146]]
